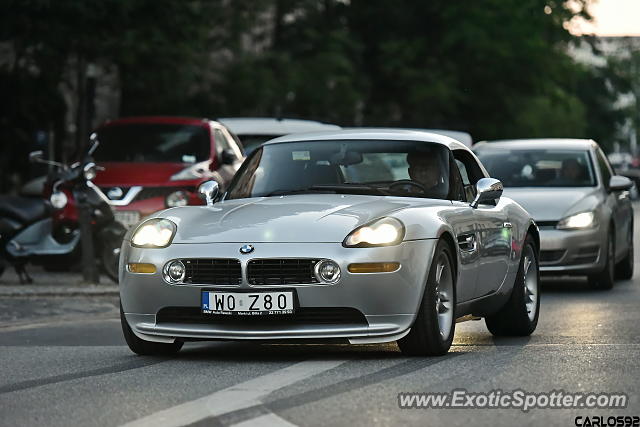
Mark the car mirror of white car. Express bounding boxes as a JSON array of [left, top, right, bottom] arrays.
[[471, 178, 504, 208], [609, 175, 633, 192]]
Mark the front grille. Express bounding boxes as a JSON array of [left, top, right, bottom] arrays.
[[156, 307, 368, 326], [539, 250, 566, 263], [247, 259, 319, 285], [183, 258, 242, 285]]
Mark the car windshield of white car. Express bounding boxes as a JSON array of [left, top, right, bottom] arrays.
[[475, 149, 596, 187], [94, 123, 210, 163], [225, 139, 452, 200]]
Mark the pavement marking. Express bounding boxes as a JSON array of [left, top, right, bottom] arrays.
[[230, 412, 297, 427], [0, 317, 119, 332], [120, 358, 349, 427]]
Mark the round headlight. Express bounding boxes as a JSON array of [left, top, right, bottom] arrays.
[[83, 163, 97, 181], [166, 190, 189, 208], [163, 260, 186, 283], [50, 191, 68, 209], [314, 260, 341, 284]]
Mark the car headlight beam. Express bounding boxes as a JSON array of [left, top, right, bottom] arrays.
[[131, 218, 177, 248], [556, 211, 596, 230], [343, 217, 405, 247]]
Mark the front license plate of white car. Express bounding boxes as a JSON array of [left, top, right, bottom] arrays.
[[201, 291, 295, 315]]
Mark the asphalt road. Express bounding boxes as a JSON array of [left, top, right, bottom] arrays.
[[1, 216, 639, 426]]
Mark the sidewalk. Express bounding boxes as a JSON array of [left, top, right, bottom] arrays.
[[0, 266, 119, 297]]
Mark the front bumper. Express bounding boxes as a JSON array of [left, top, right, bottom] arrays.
[[119, 240, 437, 343], [538, 226, 606, 274]]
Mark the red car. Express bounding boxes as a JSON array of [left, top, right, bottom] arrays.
[[93, 117, 244, 227]]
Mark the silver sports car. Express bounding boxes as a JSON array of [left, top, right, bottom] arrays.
[[119, 130, 540, 356], [474, 139, 634, 290]]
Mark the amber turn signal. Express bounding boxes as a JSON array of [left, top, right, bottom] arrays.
[[127, 263, 157, 274], [347, 262, 400, 273]]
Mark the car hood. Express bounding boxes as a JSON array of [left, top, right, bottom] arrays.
[[162, 194, 438, 243], [501, 187, 601, 222], [94, 162, 189, 187]]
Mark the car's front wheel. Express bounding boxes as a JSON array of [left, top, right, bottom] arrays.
[[615, 224, 633, 280], [398, 239, 456, 356], [120, 303, 183, 356], [485, 234, 539, 336], [589, 232, 615, 290]]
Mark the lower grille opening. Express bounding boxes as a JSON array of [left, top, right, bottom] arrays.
[[539, 250, 566, 263], [156, 306, 368, 327]]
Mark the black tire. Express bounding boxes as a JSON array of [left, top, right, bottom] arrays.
[[615, 224, 633, 280], [589, 232, 615, 290], [101, 228, 126, 283], [120, 303, 183, 356], [398, 239, 456, 356], [485, 234, 540, 336]]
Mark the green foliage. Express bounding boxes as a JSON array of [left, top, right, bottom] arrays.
[[0, 0, 632, 163]]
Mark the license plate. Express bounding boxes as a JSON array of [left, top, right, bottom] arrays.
[[114, 210, 140, 228], [201, 291, 295, 315]]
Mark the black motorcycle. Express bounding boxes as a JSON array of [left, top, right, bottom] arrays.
[[0, 135, 126, 283]]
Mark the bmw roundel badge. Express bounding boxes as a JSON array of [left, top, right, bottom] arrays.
[[239, 244, 255, 254]]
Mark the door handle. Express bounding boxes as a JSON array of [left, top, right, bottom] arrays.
[[503, 222, 513, 229], [457, 233, 477, 253]]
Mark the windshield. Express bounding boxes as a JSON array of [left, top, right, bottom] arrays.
[[226, 140, 452, 200], [94, 123, 210, 163], [475, 149, 596, 187]]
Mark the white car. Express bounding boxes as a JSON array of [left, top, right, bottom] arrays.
[[218, 117, 341, 154]]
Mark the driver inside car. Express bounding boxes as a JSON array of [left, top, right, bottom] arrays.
[[406, 151, 445, 197]]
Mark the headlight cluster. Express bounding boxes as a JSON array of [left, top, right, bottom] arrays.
[[557, 211, 596, 230], [343, 217, 405, 247], [131, 218, 177, 248], [50, 191, 68, 209], [166, 190, 189, 208]]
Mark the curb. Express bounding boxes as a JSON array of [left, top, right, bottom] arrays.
[[0, 286, 119, 297]]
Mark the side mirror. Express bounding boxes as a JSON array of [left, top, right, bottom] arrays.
[[609, 175, 633, 192], [471, 178, 503, 208], [197, 180, 219, 206], [29, 150, 44, 163], [220, 149, 235, 165]]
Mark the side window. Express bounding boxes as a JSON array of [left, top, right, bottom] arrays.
[[214, 128, 241, 162], [448, 156, 466, 201], [453, 150, 484, 202], [595, 149, 613, 188], [221, 128, 244, 158]]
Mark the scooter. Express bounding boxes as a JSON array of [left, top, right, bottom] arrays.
[[0, 135, 126, 283]]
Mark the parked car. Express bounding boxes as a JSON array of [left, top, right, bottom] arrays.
[[92, 117, 244, 228], [119, 129, 539, 356], [218, 117, 341, 154], [474, 138, 634, 289]]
